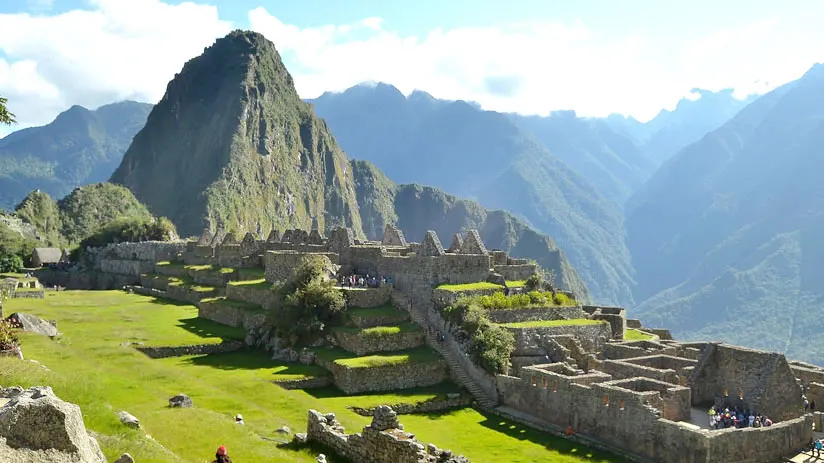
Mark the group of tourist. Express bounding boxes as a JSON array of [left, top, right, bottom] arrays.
[[707, 405, 773, 429], [338, 274, 393, 288]]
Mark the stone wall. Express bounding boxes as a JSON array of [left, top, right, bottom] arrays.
[[316, 357, 448, 395], [10, 290, 44, 299], [600, 359, 681, 385], [94, 241, 187, 263], [273, 376, 332, 390], [198, 299, 266, 330], [35, 268, 138, 290], [496, 365, 809, 463], [333, 329, 424, 356], [264, 251, 337, 283], [506, 322, 612, 356], [100, 259, 154, 276], [690, 344, 803, 421], [136, 341, 243, 358], [486, 306, 589, 324], [602, 340, 679, 360], [306, 407, 470, 463], [225, 283, 277, 310], [349, 394, 472, 416], [341, 286, 391, 308], [494, 264, 538, 281]]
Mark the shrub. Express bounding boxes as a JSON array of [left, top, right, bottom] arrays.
[[72, 216, 178, 260], [268, 256, 345, 344], [442, 299, 514, 374], [524, 273, 542, 291], [0, 254, 23, 273], [553, 292, 572, 306], [0, 320, 20, 350], [471, 289, 568, 310]]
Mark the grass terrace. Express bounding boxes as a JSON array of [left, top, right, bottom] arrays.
[[0, 290, 628, 463], [347, 305, 407, 321], [624, 328, 657, 341], [499, 319, 607, 329], [226, 277, 273, 290], [314, 346, 441, 369], [332, 322, 420, 340], [437, 281, 503, 291]]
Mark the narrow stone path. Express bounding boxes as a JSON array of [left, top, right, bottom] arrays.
[[393, 290, 498, 408]]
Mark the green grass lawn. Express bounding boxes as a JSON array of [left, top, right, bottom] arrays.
[[624, 328, 657, 341], [499, 319, 608, 329], [314, 346, 440, 368], [437, 282, 503, 292], [507, 280, 527, 287], [226, 278, 273, 290], [332, 322, 420, 337], [0, 290, 626, 463]]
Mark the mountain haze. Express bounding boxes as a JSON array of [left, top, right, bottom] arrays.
[[310, 83, 634, 305], [0, 101, 151, 210], [626, 63, 824, 363], [108, 30, 589, 297]]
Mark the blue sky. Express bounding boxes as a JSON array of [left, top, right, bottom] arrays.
[[1, 0, 823, 136]]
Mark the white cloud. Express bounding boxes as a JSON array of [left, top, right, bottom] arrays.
[[248, 8, 824, 122], [0, 0, 231, 134], [2, 0, 824, 138]]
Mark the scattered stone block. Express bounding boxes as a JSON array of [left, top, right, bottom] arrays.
[[169, 393, 193, 408], [276, 425, 291, 434], [293, 432, 308, 444], [6, 312, 58, 337], [117, 411, 140, 429], [114, 453, 135, 463]]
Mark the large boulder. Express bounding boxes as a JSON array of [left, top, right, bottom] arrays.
[[168, 393, 192, 408], [6, 313, 58, 337], [117, 411, 140, 429], [0, 386, 106, 462]]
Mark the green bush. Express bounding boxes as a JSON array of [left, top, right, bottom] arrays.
[[0, 254, 23, 273], [268, 256, 345, 344], [552, 292, 572, 306], [524, 273, 542, 291], [443, 299, 514, 374], [72, 216, 178, 260], [469, 289, 571, 310]]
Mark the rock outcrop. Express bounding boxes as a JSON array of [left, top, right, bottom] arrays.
[[0, 386, 106, 463], [6, 313, 58, 337]]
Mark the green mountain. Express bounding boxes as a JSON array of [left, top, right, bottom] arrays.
[[108, 30, 589, 297], [0, 101, 152, 210], [310, 84, 633, 305], [626, 63, 824, 363], [510, 111, 656, 204]]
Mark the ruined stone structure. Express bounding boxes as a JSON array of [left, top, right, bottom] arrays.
[[306, 406, 469, 463], [32, 225, 818, 463], [497, 341, 812, 463]]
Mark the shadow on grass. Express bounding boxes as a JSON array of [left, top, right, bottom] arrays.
[[147, 297, 193, 307], [181, 348, 327, 377], [471, 409, 627, 461], [176, 317, 246, 341], [303, 381, 462, 400]]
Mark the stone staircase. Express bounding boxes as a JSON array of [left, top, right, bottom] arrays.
[[392, 290, 498, 408]]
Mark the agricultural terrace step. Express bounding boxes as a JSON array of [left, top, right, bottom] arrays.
[[198, 297, 267, 330], [155, 262, 266, 287], [332, 323, 424, 356], [225, 279, 277, 309], [339, 285, 392, 308], [312, 347, 449, 395], [347, 305, 410, 328]]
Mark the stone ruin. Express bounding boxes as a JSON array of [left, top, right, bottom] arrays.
[[306, 405, 469, 463], [447, 233, 463, 253], [382, 224, 407, 247], [418, 231, 445, 257], [459, 230, 488, 255], [267, 229, 281, 243], [0, 386, 106, 462]]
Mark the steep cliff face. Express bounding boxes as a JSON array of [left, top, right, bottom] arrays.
[[110, 30, 363, 237]]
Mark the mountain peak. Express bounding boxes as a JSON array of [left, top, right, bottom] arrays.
[[111, 29, 363, 236]]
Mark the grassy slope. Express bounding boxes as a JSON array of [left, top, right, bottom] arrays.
[[0, 290, 625, 463]]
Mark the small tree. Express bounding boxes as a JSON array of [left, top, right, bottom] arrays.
[[0, 96, 16, 126], [524, 273, 543, 291]]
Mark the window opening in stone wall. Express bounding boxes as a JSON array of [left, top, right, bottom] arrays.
[[553, 381, 558, 392], [542, 378, 548, 389], [619, 399, 625, 411], [738, 390, 743, 400], [532, 376, 537, 387], [603, 395, 610, 407]]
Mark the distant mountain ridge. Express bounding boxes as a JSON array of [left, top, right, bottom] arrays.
[[0, 101, 152, 210], [310, 82, 635, 306], [626, 63, 824, 363]]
